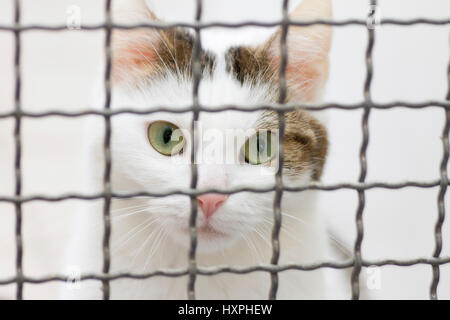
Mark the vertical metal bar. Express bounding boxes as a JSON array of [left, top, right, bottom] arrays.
[[187, 0, 203, 300], [447, 33, 450, 102], [351, 0, 376, 300], [268, 0, 289, 300], [102, 0, 113, 300], [13, 0, 23, 300], [430, 33, 450, 300]]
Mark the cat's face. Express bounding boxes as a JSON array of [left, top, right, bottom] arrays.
[[106, 0, 331, 253]]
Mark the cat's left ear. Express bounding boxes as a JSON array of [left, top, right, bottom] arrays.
[[264, 0, 332, 101]]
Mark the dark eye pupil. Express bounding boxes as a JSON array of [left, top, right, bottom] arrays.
[[163, 127, 173, 144]]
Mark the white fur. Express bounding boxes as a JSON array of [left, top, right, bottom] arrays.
[[61, 0, 340, 300]]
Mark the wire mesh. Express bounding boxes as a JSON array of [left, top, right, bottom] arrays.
[[187, 0, 203, 300], [1, 0, 450, 300], [101, 0, 113, 300], [12, 0, 23, 301], [350, 0, 376, 300]]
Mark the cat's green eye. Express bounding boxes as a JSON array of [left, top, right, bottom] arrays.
[[148, 121, 185, 156], [242, 131, 277, 165]]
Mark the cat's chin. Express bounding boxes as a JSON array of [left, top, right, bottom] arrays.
[[171, 225, 240, 253]]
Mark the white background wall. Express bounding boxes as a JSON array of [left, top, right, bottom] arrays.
[[0, 0, 449, 299]]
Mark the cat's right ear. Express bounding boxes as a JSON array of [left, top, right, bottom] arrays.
[[263, 0, 332, 101], [111, 0, 163, 83]]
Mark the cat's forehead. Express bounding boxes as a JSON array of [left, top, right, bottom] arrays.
[[112, 48, 275, 130], [113, 81, 267, 131], [112, 27, 278, 107]]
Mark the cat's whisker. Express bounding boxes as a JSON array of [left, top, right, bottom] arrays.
[[247, 231, 267, 262], [110, 203, 147, 213], [131, 225, 170, 297], [112, 218, 154, 253], [128, 225, 161, 269], [91, 204, 159, 230], [131, 222, 166, 270], [260, 217, 307, 249], [239, 231, 260, 262], [261, 211, 309, 230], [327, 232, 352, 257], [250, 225, 272, 249], [147, 223, 167, 258], [131, 220, 164, 257], [112, 217, 160, 253], [111, 207, 150, 222], [280, 212, 309, 226], [90, 205, 148, 230], [111, 204, 170, 219], [143, 224, 169, 271]]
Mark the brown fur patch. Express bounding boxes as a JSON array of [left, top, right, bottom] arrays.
[[225, 44, 304, 102], [256, 110, 328, 180], [225, 28, 330, 103], [226, 43, 329, 180], [112, 28, 215, 82], [225, 46, 275, 89], [158, 29, 215, 78]]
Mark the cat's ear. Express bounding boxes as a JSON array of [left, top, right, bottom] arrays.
[[111, 0, 164, 83], [265, 0, 332, 101]]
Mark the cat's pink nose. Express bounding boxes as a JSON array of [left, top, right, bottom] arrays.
[[197, 194, 228, 218]]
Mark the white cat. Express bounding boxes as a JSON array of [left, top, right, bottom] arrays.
[[62, 0, 339, 299]]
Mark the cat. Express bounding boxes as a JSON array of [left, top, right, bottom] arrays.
[[61, 0, 337, 299]]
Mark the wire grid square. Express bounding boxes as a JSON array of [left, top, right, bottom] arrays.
[[0, 0, 449, 300]]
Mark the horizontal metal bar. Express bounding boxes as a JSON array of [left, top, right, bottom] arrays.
[[1, 18, 450, 33], [0, 180, 443, 204], [0, 101, 449, 120], [1, 256, 449, 285]]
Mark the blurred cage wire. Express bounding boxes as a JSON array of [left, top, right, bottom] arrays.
[[0, 0, 450, 300]]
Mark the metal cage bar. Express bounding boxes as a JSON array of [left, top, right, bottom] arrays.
[[1, 101, 450, 119], [187, 0, 203, 301], [448, 33, 450, 102], [13, 0, 23, 300], [0, 180, 449, 203], [1, 18, 450, 33], [351, 0, 376, 300], [268, 0, 289, 300], [1, 256, 450, 286], [101, 0, 113, 300], [431, 31, 450, 300], [0, 0, 449, 300]]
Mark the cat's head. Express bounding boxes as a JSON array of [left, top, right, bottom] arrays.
[[107, 0, 331, 253]]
